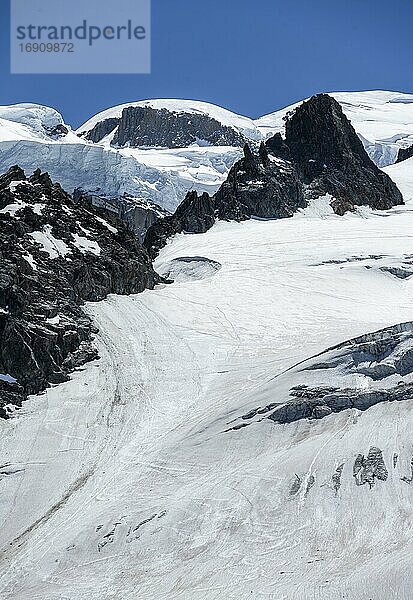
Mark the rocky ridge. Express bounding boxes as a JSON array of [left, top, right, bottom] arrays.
[[0, 166, 159, 416], [396, 144, 413, 164], [144, 94, 403, 258], [81, 106, 247, 148], [227, 321, 413, 430]]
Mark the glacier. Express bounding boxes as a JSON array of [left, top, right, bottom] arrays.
[[1, 95, 413, 599]]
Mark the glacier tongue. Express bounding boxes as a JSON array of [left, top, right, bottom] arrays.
[[1, 152, 413, 598]]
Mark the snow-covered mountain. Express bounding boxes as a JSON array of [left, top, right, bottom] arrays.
[[1, 90, 413, 599], [0, 91, 412, 223], [0, 100, 248, 214], [77, 98, 262, 145], [257, 90, 413, 167]]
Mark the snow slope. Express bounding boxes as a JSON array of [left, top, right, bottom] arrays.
[[256, 90, 413, 167], [1, 152, 413, 598]]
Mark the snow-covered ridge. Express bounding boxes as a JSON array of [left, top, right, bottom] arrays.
[[0, 103, 80, 144], [77, 98, 263, 141], [0, 91, 412, 216]]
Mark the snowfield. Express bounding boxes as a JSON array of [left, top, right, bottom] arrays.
[[1, 157, 413, 598]]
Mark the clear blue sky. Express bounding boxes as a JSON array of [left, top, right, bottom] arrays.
[[1, 0, 412, 128]]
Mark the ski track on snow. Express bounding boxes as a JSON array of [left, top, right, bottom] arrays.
[[1, 165, 413, 598]]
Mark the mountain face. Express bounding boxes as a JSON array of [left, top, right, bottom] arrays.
[[0, 92, 411, 232], [257, 90, 413, 168], [82, 105, 246, 148], [0, 166, 159, 415], [281, 94, 403, 212], [144, 95, 403, 258]]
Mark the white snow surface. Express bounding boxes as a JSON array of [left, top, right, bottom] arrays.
[[29, 226, 71, 259], [72, 233, 101, 256], [1, 156, 413, 598]]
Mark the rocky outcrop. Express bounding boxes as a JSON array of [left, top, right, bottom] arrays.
[[282, 94, 403, 213], [353, 447, 388, 488], [82, 106, 246, 148], [267, 382, 413, 425], [144, 191, 215, 259], [227, 321, 413, 430], [0, 166, 160, 416], [213, 142, 305, 220], [396, 144, 413, 164], [144, 94, 403, 257], [81, 117, 119, 143]]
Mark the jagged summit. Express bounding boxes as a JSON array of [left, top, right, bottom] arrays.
[[144, 94, 403, 257], [279, 94, 404, 212]]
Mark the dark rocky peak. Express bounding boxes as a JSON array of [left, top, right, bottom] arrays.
[[28, 168, 54, 189], [144, 93, 403, 258], [145, 190, 215, 259], [82, 105, 247, 149], [174, 190, 215, 230], [0, 166, 159, 416], [284, 94, 371, 177], [396, 144, 413, 164], [280, 94, 404, 211], [213, 138, 303, 222]]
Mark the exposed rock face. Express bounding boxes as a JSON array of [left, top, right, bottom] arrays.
[[83, 106, 246, 148], [396, 144, 413, 164], [353, 447, 388, 488], [81, 117, 119, 143], [0, 166, 159, 416], [213, 143, 305, 220], [266, 383, 413, 425], [227, 321, 413, 431], [144, 94, 403, 257], [283, 94, 403, 212], [144, 191, 215, 259]]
